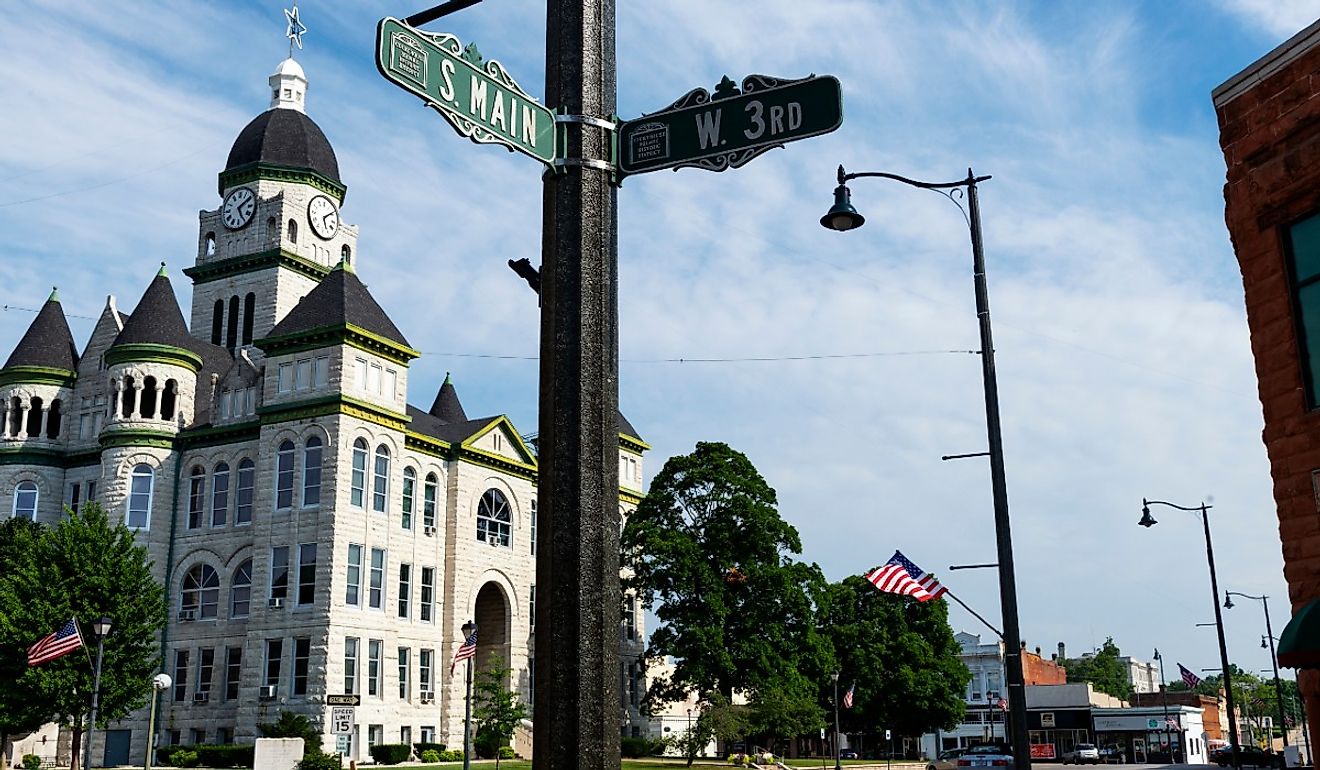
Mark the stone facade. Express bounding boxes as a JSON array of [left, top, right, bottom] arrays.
[[0, 55, 648, 766]]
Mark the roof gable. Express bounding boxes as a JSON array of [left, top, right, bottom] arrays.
[[3, 289, 78, 373], [263, 262, 413, 353]]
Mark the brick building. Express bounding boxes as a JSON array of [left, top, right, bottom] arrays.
[[1214, 16, 1320, 743]]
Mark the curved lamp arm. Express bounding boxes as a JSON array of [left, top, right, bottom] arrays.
[[837, 164, 990, 189]]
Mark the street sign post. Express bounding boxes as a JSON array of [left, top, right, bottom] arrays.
[[617, 73, 842, 177], [326, 694, 361, 707], [375, 17, 556, 165], [331, 706, 355, 736]]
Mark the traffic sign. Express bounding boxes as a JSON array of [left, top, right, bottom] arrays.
[[376, 17, 556, 165], [326, 694, 361, 706], [331, 706, 355, 735], [618, 74, 842, 177]]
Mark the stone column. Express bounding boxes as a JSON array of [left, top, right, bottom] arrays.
[[17, 401, 29, 439]]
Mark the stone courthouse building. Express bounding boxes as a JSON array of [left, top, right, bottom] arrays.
[[1216, 16, 1320, 751], [0, 55, 648, 764]]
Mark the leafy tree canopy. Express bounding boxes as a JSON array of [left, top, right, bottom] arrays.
[[1064, 638, 1133, 700], [622, 442, 830, 707], [471, 656, 527, 767], [0, 518, 50, 770]]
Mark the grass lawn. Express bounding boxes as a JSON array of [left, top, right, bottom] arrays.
[[409, 760, 926, 769]]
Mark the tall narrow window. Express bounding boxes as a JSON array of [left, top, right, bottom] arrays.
[[275, 440, 295, 510], [313, 356, 329, 388], [367, 639, 382, 697], [344, 637, 360, 694], [297, 543, 317, 606], [423, 473, 438, 530], [127, 464, 153, 529], [1287, 212, 1320, 406], [623, 596, 636, 641], [120, 379, 133, 419], [174, 650, 190, 702], [401, 467, 416, 530], [530, 499, 537, 556], [419, 649, 433, 696], [530, 584, 536, 627], [368, 548, 385, 610], [211, 300, 224, 345], [181, 564, 220, 619], [346, 544, 363, 606], [139, 377, 158, 419], [270, 546, 289, 600], [372, 445, 390, 513], [236, 458, 254, 524], [398, 647, 410, 700], [292, 638, 310, 696], [12, 481, 37, 521], [231, 559, 252, 618], [287, 219, 298, 244], [351, 439, 367, 508], [224, 646, 242, 701], [160, 380, 176, 422], [197, 648, 215, 697], [302, 436, 322, 507], [226, 295, 239, 351], [397, 563, 411, 619], [211, 462, 229, 527], [188, 466, 205, 529], [264, 639, 283, 688], [242, 292, 255, 346], [420, 567, 434, 623], [68, 481, 81, 514], [476, 488, 512, 547], [45, 399, 61, 439]]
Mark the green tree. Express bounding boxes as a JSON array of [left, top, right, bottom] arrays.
[[821, 575, 970, 741], [470, 657, 527, 768], [0, 518, 50, 770], [622, 442, 830, 709], [0, 504, 166, 770], [745, 675, 825, 755], [1064, 638, 1133, 700], [258, 711, 323, 756], [668, 706, 717, 767]]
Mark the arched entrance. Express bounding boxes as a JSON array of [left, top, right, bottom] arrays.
[[473, 581, 511, 680]]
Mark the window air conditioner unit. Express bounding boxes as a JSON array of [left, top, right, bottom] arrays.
[[259, 685, 277, 700], [268, 597, 284, 609], [424, 525, 435, 536], [193, 692, 209, 703], [178, 609, 197, 621]]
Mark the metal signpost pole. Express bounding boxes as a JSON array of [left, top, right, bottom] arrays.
[[534, 1, 620, 769]]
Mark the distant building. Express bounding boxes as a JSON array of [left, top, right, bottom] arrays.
[[1118, 656, 1160, 695]]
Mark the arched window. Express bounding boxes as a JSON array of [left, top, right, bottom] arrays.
[[127, 464, 154, 529], [139, 376, 158, 419], [181, 564, 220, 619], [205, 232, 216, 256], [242, 292, 255, 346], [235, 458, 254, 524], [287, 219, 298, 244], [187, 465, 205, 529], [226, 295, 239, 351], [26, 397, 42, 436], [266, 216, 277, 244], [160, 379, 176, 421], [342, 244, 352, 264], [302, 436, 322, 507], [350, 438, 367, 508], [401, 467, 416, 530], [45, 399, 61, 439], [9, 396, 22, 436], [423, 472, 438, 531], [120, 377, 134, 418], [12, 481, 37, 520], [276, 440, 295, 510], [477, 488, 512, 548], [211, 300, 224, 345], [231, 559, 253, 618], [211, 462, 230, 527], [372, 445, 390, 513]]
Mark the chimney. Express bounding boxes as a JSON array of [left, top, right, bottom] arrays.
[[1058, 642, 1067, 660], [1035, 646, 1042, 655]]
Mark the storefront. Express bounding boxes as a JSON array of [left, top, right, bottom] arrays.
[[1093, 706, 1207, 765]]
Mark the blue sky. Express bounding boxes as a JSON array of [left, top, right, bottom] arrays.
[[3, 0, 1319, 682]]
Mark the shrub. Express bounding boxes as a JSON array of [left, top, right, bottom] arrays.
[[21, 754, 41, 770], [439, 749, 464, 761], [194, 744, 255, 768], [413, 742, 446, 757], [258, 711, 322, 757], [168, 749, 200, 768], [420, 750, 441, 763], [369, 744, 412, 765], [497, 746, 515, 760], [622, 736, 662, 758], [295, 751, 342, 770]]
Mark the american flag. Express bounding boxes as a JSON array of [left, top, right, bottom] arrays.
[[996, 696, 1008, 712], [1178, 663, 1201, 688], [27, 618, 84, 666], [450, 628, 478, 675], [843, 682, 855, 709], [865, 562, 933, 601], [887, 551, 948, 600]]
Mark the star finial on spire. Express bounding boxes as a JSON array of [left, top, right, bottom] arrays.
[[285, 4, 307, 55]]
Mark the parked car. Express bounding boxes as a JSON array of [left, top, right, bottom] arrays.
[[928, 749, 967, 770], [957, 743, 1013, 769], [1061, 744, 1100, 765], [841, 749, 859, 760], [1098, 745, 1126, 764], [1212, 746, 1283, 768]]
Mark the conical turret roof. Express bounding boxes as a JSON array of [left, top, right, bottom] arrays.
[[429, 373, 467, 422], [266, 260, 411, 348], [112, 265, 195, 350], [3, 288, 78, 372]]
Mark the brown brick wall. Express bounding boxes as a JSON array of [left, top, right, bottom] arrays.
[[1023, 650, 1067, 685], [1219, 32, 1320, 749], [1131, 693, 1223, 740]]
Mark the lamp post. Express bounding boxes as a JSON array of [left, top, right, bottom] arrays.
[[832, 671, 842, 770], [84, 616, 112, 770], [144, 673, 172, 770], [823, 165, 1031, 770], [1154, 648, 1177, 762], [1139, 499, 1241, 768], [1226, 591, 1289, 750], [461, 619, 476, 770]]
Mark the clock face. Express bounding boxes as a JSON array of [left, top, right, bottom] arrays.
[[221, 187, 256, 230], [308, 195, 339, 240]]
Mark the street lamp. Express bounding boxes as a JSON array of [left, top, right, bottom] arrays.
[[84, 616, 112, 770], [832, 671, 842, 770], [1226, 591, 1289, 751], [1139, 499, 1241, 768], [144, 673, 172, 770], [1153, 648, 1177, 762], [461, 619, 476, 770], [823, 164, 1031, 770]]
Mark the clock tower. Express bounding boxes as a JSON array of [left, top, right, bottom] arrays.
[[184, 56, 359, 362]]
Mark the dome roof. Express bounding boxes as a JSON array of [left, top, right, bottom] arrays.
[[272, 56, 305, 80], [225, 108, 340, 183]]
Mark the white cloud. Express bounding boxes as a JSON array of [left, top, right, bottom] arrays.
[[1218, 0, 1320, 39]]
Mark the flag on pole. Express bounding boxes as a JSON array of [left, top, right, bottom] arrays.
[[996, 696, 1008, 712], [27, 618, 83, 666], [887, 551, 949, 600], [1178, 663, 1201, 688], [843, 682, 855, 709], [864, 562, 933, 601], [450, 627, 477, 675]]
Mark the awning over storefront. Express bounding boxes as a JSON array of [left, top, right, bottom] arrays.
[[1278, 599, 1320, 668]]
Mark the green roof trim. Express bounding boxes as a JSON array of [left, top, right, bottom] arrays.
[[99, 428, 177, 450], [218, 161, 347, 201], [257, 323, 421, 366], [619, 489, 644, 506], [183, 247, 332, 285], [621, 433, 650, 453], [104, 343, 203, 372], [258, 393, 411, 432], [405, 431, 456, 459], [178, 420, 262, 449], [0, 366, 76, 388], [0, 446, 66, 467]]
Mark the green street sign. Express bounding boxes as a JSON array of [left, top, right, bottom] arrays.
[[375, 17, 556, 165], [618, 74, 842, 177]]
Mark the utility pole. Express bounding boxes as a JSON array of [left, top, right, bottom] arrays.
[[533, 1, 620, 770]]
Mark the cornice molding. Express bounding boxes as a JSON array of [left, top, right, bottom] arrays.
[[0, 366, 77, 388], [104, 344, 203, 373], [257, 323, 420, 366], [183, 248, 331, 285], [218, 161, 347, 201]]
